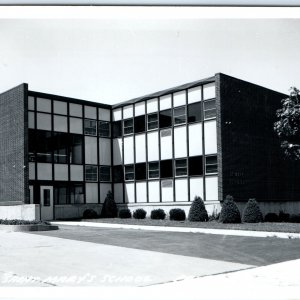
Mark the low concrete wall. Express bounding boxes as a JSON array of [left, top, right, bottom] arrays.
[[118, 201, 221, 217], [55, 204, 102, 220], [236, 201, 300, 216], [0, 204, 40, 221]]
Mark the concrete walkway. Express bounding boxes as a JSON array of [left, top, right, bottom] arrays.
[[52, 221, 300, 239]]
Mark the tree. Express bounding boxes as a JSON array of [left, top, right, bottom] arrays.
[[101, 191, 118, 218], [274, 87, 300, 159]]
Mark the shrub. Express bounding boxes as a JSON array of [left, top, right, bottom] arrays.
[[264, 213, 279, 222], [118, 208, 132, 219], [169, 208, 186, 221], [83, 209, 98, 219], [133, 209, 147, 219], [208, 211, 220, 221], [279, 210, 290, 222], [242, 198, 263, 223], [188, 196, 208, 222], [289, 214, 300, 223], [101, 191, 118, 218], [151, 209, 166, 220], [219, 195, 241, 223]]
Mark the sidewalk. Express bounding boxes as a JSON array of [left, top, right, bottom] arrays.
[[51, 221, 300, 239]]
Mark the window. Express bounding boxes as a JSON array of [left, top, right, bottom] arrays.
[[134, 115, 145, 133], [28, 130, 35, 162], [53, 132, 68, 164], [159, 109, 172, 129], [173, 107, 186, 125], [204, 100, 216, 119], [70, 184, 84, 204], [189, 156, 203, 176], [28, 96, 35, 110], [70, 135, 83, 164], [84, 119, 97, 135], [54, 185, 68, 205], [43, 189, 51, 206], [36, 130, 53, 163], [53, 101, 67, 115], [69, 103, 82, 117], [160, 160, 173, 178], [188, 102, 202, 123], [147, 113, 158, 130], [175, 159, 187, 176], [85, 165, 98, 182], [113, 121, 122, 138], [135, 163, 146, 180], [98, 121, 110, 137], [113, 165, 123, 182], [36, 98, 51, 113], [148, 162, 159, 179], [99, 166, 111, 182], [123, 119, 133, 135], [206, 155, 217, 174], [125, 165, 134, 181]]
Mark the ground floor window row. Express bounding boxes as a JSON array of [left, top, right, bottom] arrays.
[[112, 155, 217, 182]]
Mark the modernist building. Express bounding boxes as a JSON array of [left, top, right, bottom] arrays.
[[1, 73, 299, 220]]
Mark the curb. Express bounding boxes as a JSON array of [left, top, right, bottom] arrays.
[[51, 221, 300, 239], [0, 224, 59, 232]]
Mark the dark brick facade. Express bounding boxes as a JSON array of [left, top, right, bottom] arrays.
[[218, 73, 300, 202], [0, 84, 28, 205]]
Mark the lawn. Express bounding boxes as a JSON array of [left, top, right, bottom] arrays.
[[84, 218, 300, 233]]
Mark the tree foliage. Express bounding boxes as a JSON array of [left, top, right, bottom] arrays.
[[274, 87, 300, 159]]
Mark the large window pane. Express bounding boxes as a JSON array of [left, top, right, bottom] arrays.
[[147, 113, 158, 130], [70, 135, 83, 164], [148, 162, 159, 179], [189, 156, 203, 176], [173, 107, 186, 125], [53, 115, 68, 132], [160, 160, 173, 178], [188, 102, 202, 123], [54, 101, 67, 115], [98, 121, 110, 137], [175, 159, 187, 176], [134, 115, 145, 133], [113, 165, 123, 182], [204, 100, 216, 119], [123, 119, 133, 135], [70, 184, 84, 204], [37, 98, 51, 113], [53, 132, 68, 164], [84, 119, 97, 135], [54, 185, 68, 205], [85, 165, 98, 182], [28, 96, 35, 110], [113, 121, 122, 138], [99, 166, 111, 182], [159, 109, 172, 129], [125, 165, 134, 181], [70, 117, 83, 134], [69, 103, 82, 117], [37, 113, 51, 131], [135, 163, 146, 180], [36, 130, 53, 163], [85, 106, 97, 119]]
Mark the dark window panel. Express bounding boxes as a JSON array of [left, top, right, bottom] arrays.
[[98, 121, 110, 137], [188, 156, 203, 176], [85, 165, 98, 182], [135, 163, 146, 180], [174, 107, 186, 125], [54, 185, 69, 205], [28, 129, 36, 162], [99, 166, 111, 182], [188, 102, 202, 123], [159, 109, 172, 129], [35, 130, 53, 163], [70, 134, 83, 164], [70, 184, 84, 204], [134, 115, 145, 133], [84, 119, 97, 136], [206, 155, 218, 174], [204, 99, 216, 119], [124, 119, 134, 135], [113, 165, 124, 182], [160, 159, 173, 178], [125, 164, 134, 181], [53, 132, 69, 164], [175, 158, 187, 176], [147, 113, 158, 130], [148, 161, 159, 178], [113, 121, 122, 138]]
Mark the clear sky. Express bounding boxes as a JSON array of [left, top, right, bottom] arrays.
[[1, 8, 300, 105]]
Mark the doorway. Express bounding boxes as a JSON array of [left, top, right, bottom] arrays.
[[40, 186, 54, 220]]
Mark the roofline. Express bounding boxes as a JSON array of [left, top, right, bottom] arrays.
[[28, 90, 112, 109], [112, 75, 216, 109]]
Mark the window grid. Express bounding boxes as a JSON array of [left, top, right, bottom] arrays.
[[148, 162, 159, 179], [85, 165, 98, 182], [84, 119, 97, 136], [98, 121, 110, 137], [173, 106, 186, 125], [204, 99, 216, 119], [124, 165, 134, 181], [99, 166, 111, 182], [205, 155, 218, 174], [123, 119, 134, 135], [147, 113, 158, 130]]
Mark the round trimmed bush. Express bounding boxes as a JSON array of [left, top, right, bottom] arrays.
[[83, 209, 98, 219], [264, 213, 279, 222], [279, 211, 290, 222], [242, 198, 263, 223], [169, 208, 186, 221], [118, 208, 132, 219], [188, 196, 208, 222], [219, 195, 241, 223], [133, 209, 147, 219], [151, 209, 166, 220], [289, 214, 300, 223], [101, 191, 118, 218]]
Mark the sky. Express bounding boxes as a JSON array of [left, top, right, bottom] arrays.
[[1, 7, 300, 105]]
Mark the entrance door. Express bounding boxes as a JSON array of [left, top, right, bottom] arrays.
[[40, 186, 54, 220]]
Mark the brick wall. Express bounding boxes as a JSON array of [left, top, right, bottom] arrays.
[[0, 84, 28, 205], [218, 74, 300, 202]]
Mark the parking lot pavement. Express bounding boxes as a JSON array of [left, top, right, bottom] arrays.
[[0, 230, 253, 287], [31, 225, 300, 266]]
